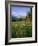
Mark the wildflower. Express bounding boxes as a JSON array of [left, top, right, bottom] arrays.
[[15, 24, 17, 27], [23, 24, 25, 26]]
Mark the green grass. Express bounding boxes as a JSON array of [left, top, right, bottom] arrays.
[[10, 20, 32, 38]]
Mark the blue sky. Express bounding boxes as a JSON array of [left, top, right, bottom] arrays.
[[11, 6, 31, 18]]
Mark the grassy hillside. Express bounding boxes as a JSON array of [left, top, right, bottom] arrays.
[[10, 18, 32, 38]]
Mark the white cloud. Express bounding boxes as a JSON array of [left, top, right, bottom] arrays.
[[11, 11, 28, 18], [16, 12, 27, 18], [11, 12, 16, 16]]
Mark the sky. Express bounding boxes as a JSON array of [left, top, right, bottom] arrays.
[[11, 6, 31, 18]]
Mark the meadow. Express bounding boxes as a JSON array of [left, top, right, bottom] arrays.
[[10, 18, 32, 38]]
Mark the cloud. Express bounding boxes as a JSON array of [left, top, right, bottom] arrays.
[[11, 11, 28, 18], [11, 12, 16, 15], [16, 12, 27, 18]]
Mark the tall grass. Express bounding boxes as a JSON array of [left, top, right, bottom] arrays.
[[10, 20, 32, 38]]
